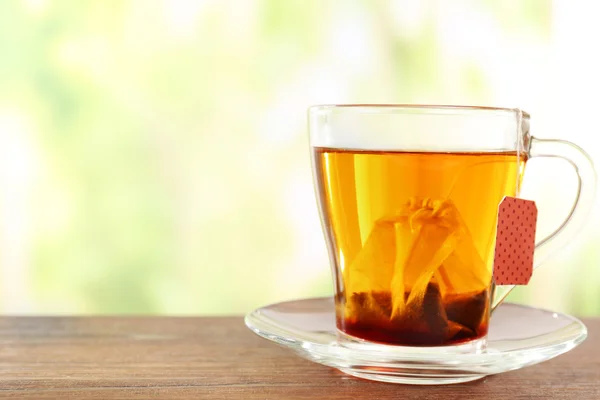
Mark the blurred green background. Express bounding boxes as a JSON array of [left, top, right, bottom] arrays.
[[0, 0, 598, 315]]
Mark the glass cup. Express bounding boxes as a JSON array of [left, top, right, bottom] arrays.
[[308, 105, 595, 351]]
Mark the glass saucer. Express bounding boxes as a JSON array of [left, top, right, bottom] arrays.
[[245, 297, 587, 385]]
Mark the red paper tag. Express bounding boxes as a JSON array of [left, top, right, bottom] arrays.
[[493, 197, 537, 285]]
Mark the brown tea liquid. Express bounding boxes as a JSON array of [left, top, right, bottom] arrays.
[[313, 148, 526, 346]]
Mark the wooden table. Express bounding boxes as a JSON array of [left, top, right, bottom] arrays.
[[0, 317, 598, 399]]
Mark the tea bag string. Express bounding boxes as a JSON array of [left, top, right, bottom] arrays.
[[441, 158, 509, 275], [443, 159, 509, 199]]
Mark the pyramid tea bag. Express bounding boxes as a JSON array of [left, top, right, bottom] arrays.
[[344, 197, 491, 340]]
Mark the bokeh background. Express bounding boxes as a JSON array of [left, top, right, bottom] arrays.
[[0, 0, 598, 316]]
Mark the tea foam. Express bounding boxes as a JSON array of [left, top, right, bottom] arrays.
[[309, 106, 526, 152]]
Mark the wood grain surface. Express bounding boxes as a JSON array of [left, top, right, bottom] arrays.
[[0, 316, 598, 399]]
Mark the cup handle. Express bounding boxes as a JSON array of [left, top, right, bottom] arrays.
[[491, 137, 597, 310]]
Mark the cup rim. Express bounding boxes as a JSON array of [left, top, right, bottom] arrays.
[[308, 104, 530, 119]]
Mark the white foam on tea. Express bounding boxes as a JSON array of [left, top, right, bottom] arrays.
[[309, 107, 526, 152]]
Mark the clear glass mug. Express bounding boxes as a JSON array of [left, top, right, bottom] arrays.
[[308, 105, 595, 351]]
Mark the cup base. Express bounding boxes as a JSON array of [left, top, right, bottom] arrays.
[[337, 329, 487, 355], [337, 330, 488, 384]]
